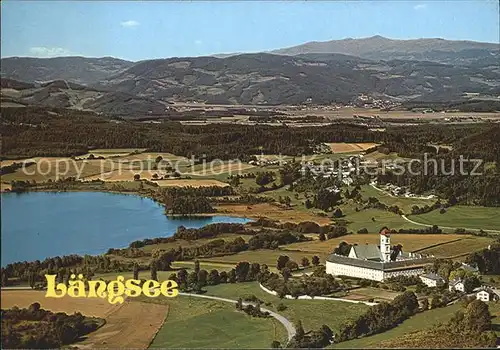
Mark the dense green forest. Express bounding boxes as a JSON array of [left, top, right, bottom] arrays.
[[3, 106, 498, 161]]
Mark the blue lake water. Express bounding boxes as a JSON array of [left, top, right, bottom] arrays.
[[1, 191, 250, 265]]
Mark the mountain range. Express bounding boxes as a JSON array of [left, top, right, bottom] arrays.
[[1, 36, 499, 115], [270, 35, 499, 65]]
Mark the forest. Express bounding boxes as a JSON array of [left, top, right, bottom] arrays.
[[1, 303, 103, 349]]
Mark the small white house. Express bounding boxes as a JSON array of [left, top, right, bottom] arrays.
[[476, 288, 500, 302], [449, 279, 465, 292], [420, 273, 445, 288]]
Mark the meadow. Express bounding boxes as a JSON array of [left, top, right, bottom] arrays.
[[281, 233, 480, 256], [334, 302, 500, 348], [200, 248, 327, 268], [144, 295, 287, 348], [409, 206, 500, 232], [204, 282, 369, 334], [358, 185, 436, 214], [332, 303, 464, 348], [340, 208, 420, 233], [417, 235, 496, 258]]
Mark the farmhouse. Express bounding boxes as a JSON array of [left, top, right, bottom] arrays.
[[326, 229, 434, 282], [419, 273, 445, 288], [449, 279, 465, 292], [476, 287, 500, 302]]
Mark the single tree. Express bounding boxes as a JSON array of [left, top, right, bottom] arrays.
[[151, 262, 158, 281], [281, 267, 291, 282], [295, 320, 305, 340], [271, 340, 282, 348], [133, 263, 139, 280], [276, 255, 290, 270]]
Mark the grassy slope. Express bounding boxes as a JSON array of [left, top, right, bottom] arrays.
[[409, 206, 500, 231], [332, 303, 463, 348], [145, 296, 287, 348], [358, 185, 435, 214], [281, 233, 480, 255], [418, 235, 496, 258], [204, 282, 368, 334], [200, 249, 328, 268]]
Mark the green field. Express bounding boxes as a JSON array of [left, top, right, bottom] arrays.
[[145, 295, 287, 348], [334, 302, 500, 348], [418, 235, 495, 258], [282, 233, 472, 255], [340, 209, 420, 233], [332, 303, 463, 348], [409, 206, 500, 232], [359, 185, 436, 214], [204, 282, 369, 333], [200, 249, 328, 269], [138, 234, 255, 253]]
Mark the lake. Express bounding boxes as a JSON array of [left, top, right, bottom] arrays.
[[1, 191, 250, 265]]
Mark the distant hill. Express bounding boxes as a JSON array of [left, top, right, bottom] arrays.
[[0, 78, 169, 116], [1, 37, 499, 106], [0, 56, 133, 85], [271, 36, 500, 65], [96, 52, 500, 104]]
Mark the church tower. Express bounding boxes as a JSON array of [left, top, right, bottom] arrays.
[[380, 228, 391, 262]]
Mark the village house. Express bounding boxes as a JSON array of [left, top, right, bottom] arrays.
[[476, 287, 500, 302], [448, 279, 465, 292], [419, 273, 445, 288]]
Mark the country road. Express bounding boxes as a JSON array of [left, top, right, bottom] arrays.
[[401, 215, 500, 234], [178, 292, 296, 340]]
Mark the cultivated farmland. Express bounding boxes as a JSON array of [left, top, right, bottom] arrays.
[[325, 143, 379, 153], [281, 233, 493, 257], [0, 290, 168, 349]]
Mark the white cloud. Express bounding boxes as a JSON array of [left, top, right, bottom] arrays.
[[413, 4, 427, 10], [194, 40, 203, 45], [121, 20, 139, 27], [29, 47, 73, 58]]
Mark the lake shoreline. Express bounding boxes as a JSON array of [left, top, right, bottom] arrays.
[[1, 191, 251, 266]]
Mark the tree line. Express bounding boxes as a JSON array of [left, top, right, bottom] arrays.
[[336, 291, 420, 342], [1, 303, 103, 349]]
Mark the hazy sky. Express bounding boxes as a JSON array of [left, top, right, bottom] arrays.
[[2, 0, 499, 61]]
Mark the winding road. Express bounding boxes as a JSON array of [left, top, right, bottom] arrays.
[[401, 215, 500, 234], [178, 292, 296, 340]]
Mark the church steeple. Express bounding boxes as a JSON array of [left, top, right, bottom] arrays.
[[380, 228, 391, 262]]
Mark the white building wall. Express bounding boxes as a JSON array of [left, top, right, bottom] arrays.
[[420, 276, 438, 287], [384, 268, 425, 280], [325, 261, 424, 282], [326, 261, 384, 281], [477, 291, 490, 302], [450, 282, 465, 292]]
